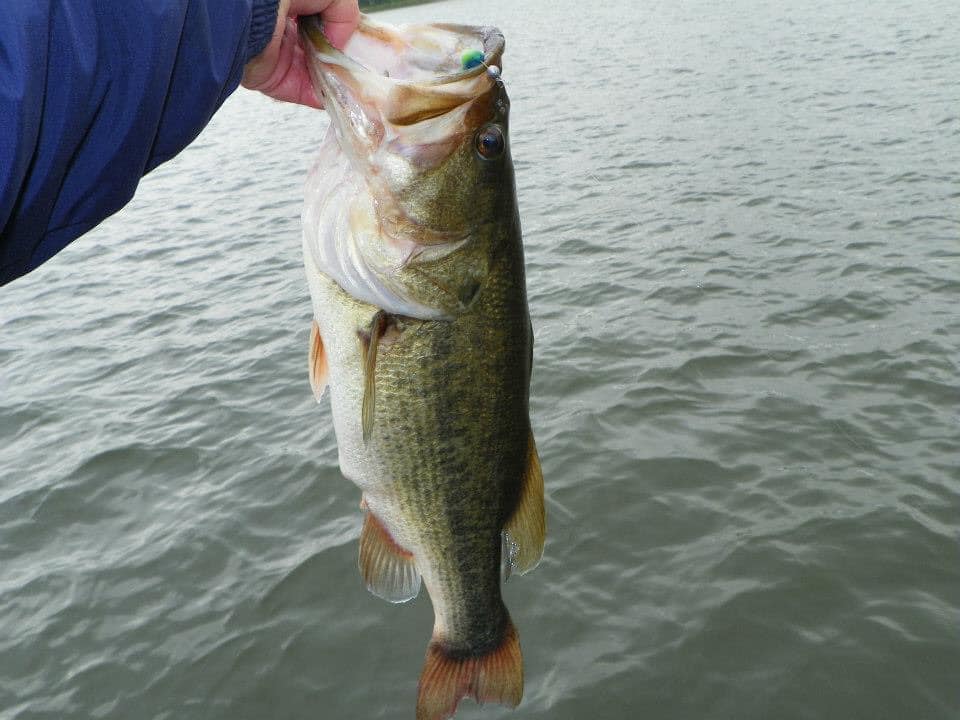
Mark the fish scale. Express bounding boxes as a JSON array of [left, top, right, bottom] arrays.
[[299, 13, 544, 720]]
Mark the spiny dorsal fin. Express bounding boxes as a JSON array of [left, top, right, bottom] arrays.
[[359, 508, 421, 603], [309, 320, 329, 401], [360, 311, 389, 443], [503, 430, 545, 575], [416, 619, 523, 720]]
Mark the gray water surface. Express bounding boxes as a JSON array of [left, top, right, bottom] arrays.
[[2, 0, 959, 718]]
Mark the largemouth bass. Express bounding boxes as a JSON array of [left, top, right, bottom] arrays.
[[298, 14, 544, 720]]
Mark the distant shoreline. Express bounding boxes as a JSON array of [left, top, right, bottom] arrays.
[[361, 0, 449, 13]]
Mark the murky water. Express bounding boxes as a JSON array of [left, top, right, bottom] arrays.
[[2, 0, 958, 717]]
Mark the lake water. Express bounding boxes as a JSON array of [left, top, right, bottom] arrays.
[[2, 0, 958, 717]]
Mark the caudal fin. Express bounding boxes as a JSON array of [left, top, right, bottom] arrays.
[[416, 621, 523, 720]]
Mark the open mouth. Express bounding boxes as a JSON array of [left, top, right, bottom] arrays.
[[299, 14, 504, 87], [300, 13, 507, 137]]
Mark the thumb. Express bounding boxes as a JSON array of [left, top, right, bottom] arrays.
[[289, 0, 359, 50]]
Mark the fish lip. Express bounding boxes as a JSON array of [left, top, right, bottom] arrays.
[[298, 14, 505, 88]]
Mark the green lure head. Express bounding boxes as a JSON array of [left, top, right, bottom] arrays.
[[461, 49, 485, 70]]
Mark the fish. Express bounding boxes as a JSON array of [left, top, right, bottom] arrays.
[[298, 13, 545, 720]]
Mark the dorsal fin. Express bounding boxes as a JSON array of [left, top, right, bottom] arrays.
[[503, 430, 545, 575]]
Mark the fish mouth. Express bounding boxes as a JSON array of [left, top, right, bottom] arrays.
[[299, 14, 504, 129], [299, 14, 504, 85], [300, 14, 510, 246]]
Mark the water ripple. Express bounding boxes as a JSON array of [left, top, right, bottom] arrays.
[[2, 0, 960, 717]]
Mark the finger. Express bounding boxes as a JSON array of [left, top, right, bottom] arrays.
[[290, 42, 324, 108], [290, 0, 359, 49], [244, 20, 323, 108]]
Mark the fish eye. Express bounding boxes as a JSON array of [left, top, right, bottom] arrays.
[[475, 124, 505, 159]]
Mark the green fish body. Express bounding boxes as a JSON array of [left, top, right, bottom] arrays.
[[300, 14, 544, 720]]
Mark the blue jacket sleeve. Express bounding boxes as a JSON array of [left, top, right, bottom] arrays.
[[0, 0, 279, 285]]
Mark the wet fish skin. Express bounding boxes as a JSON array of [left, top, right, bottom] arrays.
[[300, 14, 543, 719]]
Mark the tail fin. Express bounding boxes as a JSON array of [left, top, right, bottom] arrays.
[[416, 621, 523, 720]]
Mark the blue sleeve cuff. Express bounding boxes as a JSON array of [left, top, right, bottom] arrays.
[[246, 0, 280, 63]]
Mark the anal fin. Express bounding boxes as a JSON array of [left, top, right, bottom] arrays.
[[417, 619, 523, 720], [503, 430, 545, 575], [308, 320, 329, 401], [359, 508, 421, 603]]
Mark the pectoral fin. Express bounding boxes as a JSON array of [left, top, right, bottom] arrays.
[[360, 311, 390, 443], [503, 431, 545, 575], [359, 507, 421, 603], [309, 321, 329, 401]]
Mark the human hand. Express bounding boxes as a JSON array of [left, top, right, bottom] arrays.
[[242, 0, 359, 108]]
